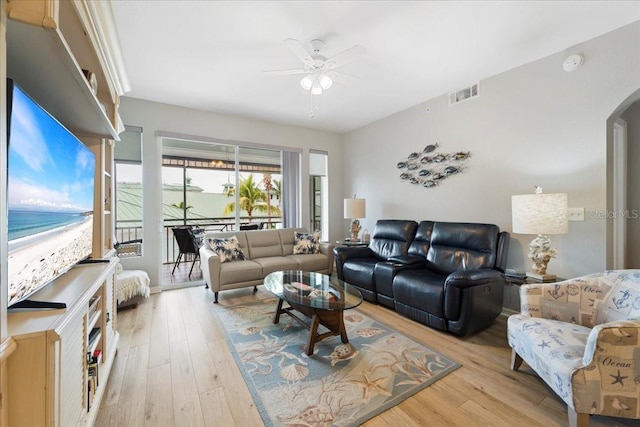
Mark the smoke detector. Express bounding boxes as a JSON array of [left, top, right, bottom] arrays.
[[563, 54, 584, 72]]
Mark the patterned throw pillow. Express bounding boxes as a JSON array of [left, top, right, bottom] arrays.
[[206, 236, 246, 263], [293, 232, 320, 254]]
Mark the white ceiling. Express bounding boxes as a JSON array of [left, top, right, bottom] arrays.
[[110, 1, 640, 134]]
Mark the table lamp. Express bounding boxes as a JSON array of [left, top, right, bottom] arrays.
[[512, 186, 568, 281], [344, 196, 366, 241]]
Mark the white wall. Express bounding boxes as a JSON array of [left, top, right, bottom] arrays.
[[118, 21, 640, 286], [343, 22, 640, 279], [117, 99, 343, 289]]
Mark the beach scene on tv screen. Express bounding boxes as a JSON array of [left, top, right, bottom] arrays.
[[7, 86, 95, 306]]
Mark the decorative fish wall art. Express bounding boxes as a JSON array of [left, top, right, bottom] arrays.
[[396, 142, 470, 188]]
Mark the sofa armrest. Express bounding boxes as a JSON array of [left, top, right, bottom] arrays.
[[445, 268, 503, 289], [582, 318, 640, 366], [333, 245, 373, 260], [199, 245, 222, 292], [443, 268, 505, 335], [319, 241, 334, 255], [570, 318, 640, 416], [374, 260, 425, 303], [319, 242, 335, 274], [333, 246, 374, 280]]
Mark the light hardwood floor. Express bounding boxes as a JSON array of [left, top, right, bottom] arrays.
[[96, 285, 634, 427]]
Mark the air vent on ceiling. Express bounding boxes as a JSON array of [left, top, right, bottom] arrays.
[[449, 82, 479, 106]]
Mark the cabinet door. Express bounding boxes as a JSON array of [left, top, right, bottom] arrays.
[[56, 308, 87, 426], [103, 270, 117, 356]]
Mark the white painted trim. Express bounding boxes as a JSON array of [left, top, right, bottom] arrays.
[[500, 308, 519, 318], [613, 118, 627, 269], [160, 281, 205, 292], [156, 130, 303, 153], [82, 0, 131, 95]]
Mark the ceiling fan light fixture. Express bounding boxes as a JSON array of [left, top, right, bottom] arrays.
[[311, 76, 323, 95], [300, 74, 314, 90], [319, 74, 333, 90]]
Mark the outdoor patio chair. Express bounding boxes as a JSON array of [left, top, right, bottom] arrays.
[[171, 226, 201, 277]]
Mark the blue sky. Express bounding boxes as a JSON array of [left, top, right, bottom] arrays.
[[8, 85, 95, 213]]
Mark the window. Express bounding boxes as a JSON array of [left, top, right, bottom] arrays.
[[114, 126, 143, 257]]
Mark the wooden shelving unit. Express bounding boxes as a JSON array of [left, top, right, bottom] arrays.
[[6, 259, 120, 426], [1, 0, 128, 425], [5, 0, 122, 260]]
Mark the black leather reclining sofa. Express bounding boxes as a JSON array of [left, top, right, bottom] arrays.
[[334, 219, 510, 336]]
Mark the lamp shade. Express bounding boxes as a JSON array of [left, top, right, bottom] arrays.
[[344, 198, 366, 219], [300, 74, 314, 91], [512, 193, 568, 235]]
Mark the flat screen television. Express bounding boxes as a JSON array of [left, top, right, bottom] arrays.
[[6, 79, 96, 309]]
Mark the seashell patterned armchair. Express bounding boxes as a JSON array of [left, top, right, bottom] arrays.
[[507, 270, 640, 427]]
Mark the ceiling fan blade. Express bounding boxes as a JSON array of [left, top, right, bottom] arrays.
[[263, 69, 307, 76], [283, 38, 315, 67], [324, 45, 366, 69], [329, 71, 360, 85]]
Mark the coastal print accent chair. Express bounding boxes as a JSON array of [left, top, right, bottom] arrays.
[[507, 270, 640, 427]]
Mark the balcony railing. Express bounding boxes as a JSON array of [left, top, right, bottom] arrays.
[[115, 216, 282, 264]]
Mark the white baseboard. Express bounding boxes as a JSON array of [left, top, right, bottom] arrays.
[[500, 308, 518, 318], [160, 280, 206, 292]]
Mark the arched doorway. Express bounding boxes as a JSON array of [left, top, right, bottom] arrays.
[[608, 88, 640, 269]]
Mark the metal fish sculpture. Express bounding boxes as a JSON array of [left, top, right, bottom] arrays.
[[400, 173, 411, 180], [423, 180, 437, 188], [396, 161, 407, 169], [423, 143, 439, 153], [406, 163, 419, 171], [407, 152, 420, 160], [450, 151, 471, 161], [418, 169, 431, 177], [443, 165, 462, 175]]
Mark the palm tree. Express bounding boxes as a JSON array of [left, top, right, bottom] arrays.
[[263, 173, 273, 226], [170, 200, 193, 223], [223, 174, 282, 222], [170, 201, 193, 211]]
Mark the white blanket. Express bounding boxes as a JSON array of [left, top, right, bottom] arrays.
[[116, 269, 150, 303]]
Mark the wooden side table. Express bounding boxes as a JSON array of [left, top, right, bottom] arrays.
[[503, 275, 564, 312]]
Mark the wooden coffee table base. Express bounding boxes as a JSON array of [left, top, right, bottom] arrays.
[[273, 298, 348, 356]]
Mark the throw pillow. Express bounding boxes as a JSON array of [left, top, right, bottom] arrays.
[[206, 236, 246, 263], [293, 232, 320, 254]]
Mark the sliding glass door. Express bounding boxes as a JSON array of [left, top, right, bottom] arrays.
[[309, 151, 328, 240], [160, 138, 284, 286]]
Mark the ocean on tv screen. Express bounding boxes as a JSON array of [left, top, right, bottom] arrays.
[[6, 81, 96, 307]]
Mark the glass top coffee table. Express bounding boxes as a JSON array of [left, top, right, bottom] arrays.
[[263, 270, 363, 356]]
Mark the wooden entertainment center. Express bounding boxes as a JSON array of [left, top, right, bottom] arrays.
[[7, 260, 119, 426], [0, 0, 128, 425]]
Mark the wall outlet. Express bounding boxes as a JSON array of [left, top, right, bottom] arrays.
[[567, 207, 585, 221]]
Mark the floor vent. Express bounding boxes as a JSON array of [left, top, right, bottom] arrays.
[[449, 82, 479, 106]]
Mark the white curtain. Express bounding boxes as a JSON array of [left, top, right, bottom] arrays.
[[281, 151, 301, 228]]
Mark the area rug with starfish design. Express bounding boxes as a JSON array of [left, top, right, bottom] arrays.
[[213, 298, 460, 426]]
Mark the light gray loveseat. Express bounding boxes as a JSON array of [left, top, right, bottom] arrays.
[[200, 227, 334, 303]]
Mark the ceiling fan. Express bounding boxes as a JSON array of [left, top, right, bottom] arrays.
[[264, 38, 365, 95]]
